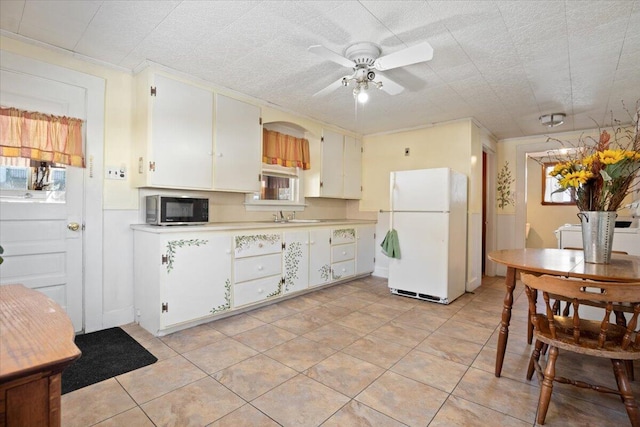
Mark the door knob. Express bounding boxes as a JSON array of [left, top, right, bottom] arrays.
[[67, 222, 80, 231]]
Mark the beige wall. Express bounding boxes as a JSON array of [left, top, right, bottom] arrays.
[[360, 119, 476, 212], [525, 157, 578, 248]]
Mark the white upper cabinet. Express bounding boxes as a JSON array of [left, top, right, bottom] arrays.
[[343, 136, 362, 199], [213, 94, 262, 192], [133, 71, 214, 189], [305, 128, 362, 199], [319, 129, 344, 198]]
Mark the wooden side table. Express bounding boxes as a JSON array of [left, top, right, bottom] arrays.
[[0, 284, 81, 427]]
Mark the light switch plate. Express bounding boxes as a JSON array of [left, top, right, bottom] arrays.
[[105, 166, 126, 180]]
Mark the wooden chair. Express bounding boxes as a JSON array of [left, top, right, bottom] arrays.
[[520, 273, 640, 426]]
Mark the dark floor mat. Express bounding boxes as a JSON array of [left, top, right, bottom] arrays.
[[62, 327, 157, 394]]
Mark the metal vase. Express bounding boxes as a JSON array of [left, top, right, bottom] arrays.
[[577, 211, 617, 264]]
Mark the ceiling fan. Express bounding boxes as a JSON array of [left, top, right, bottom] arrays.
[[308, 41, 434, 102]]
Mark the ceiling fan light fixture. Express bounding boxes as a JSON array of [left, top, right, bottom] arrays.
[[539, 113, 566, 128], [357, 90, 369, 103]]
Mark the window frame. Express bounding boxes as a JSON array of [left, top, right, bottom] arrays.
[[541, 162, 576, 206]]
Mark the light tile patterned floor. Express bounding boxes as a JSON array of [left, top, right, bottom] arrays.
[[61, 276, 638, 426]]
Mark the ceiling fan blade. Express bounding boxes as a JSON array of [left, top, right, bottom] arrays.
[[373, 41, 434, 71], [377, 73, 404, 95], [308, 45, 354, 68], [312, 77, 346, 97]]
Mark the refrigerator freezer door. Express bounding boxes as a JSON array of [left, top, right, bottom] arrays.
[[388, 212, 449, 300], [392, 168, 451, 212]]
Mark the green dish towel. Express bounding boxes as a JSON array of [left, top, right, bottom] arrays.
[[380, 229, 401, 259]]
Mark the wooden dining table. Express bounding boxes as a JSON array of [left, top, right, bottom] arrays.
[[488, 248, 640, 378]]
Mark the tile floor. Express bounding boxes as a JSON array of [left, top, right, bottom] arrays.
[[61, 276, 638, 426]]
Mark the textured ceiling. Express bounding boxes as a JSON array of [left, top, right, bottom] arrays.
[[1, 0, 639, 140]]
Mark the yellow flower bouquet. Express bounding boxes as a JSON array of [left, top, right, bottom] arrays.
[[547, 112, 640, 212]]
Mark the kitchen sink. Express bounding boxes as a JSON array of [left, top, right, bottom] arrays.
[[286, 219, 322, 223]]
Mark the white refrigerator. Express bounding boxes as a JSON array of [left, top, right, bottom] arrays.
[[388, 168, 468, 304]]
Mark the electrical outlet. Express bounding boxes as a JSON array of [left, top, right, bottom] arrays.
[[105, 166, 126, 180]]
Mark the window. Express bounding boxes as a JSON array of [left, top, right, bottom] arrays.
[[245, 163, 305, 211], [0, 159, 66, 202], [542, 162, 575, 205]]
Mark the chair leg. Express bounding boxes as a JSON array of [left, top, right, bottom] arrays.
[[612, 359, 640, 427], [527, 339, 544, 380], [537, 346, 558, 425], [625, 360, 635, 382], [528, 290, 536, 345]]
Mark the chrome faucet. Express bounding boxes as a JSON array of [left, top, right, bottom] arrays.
[[279, 211, 284, 221]]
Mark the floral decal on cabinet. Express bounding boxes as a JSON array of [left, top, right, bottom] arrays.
[[333, 228, 355, 241], [267, 279, 283, 298], [284, 241, 302, 292], [211, 279, 231, 314], [235, 234, 280, 253], [319, 264, 332, 281], [165, 239, 208, 273], [332, 269, 342, 280]]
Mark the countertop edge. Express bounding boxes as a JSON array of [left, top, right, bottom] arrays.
[[131, 219, 377, 233]]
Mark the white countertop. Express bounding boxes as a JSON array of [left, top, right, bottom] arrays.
[[131, 219, 376, 233], [555, 224, 640, 234]]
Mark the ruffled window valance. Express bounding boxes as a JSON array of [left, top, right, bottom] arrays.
[[262, 129, 310, 170], [0, 107, 85, 167]]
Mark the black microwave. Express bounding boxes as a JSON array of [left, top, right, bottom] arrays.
[[145, 195, 209, 225]]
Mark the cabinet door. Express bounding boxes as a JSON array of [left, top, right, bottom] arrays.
[[343, 136, 362, 199], [320, 129, 344, 198], [160, 233, 232, 327], [283, 230, 309, 294], [356, 225, 375, 275], [150, 75, 213, 189], [214, 94, 262, 192], [309, 228, 332, 287]]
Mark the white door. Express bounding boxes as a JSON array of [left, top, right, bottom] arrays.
[[392, 168, 451, 212], [388, 212, 449, 298], [0, 69, 86, 332]]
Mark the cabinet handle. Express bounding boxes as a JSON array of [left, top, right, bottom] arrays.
[[216, 153, 223, 157], [342, 268, 346, 272], [225, 249, 231, 254], [258, 266, 264, 270], [258, 288, 263, 293], [310, 240, 315, 245], [342, 251, 346, 255]]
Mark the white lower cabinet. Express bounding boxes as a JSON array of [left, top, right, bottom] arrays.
[[309, 228, 332, 287], [233, 232, 283, 307], [283, 230, 310, 294], [133, 222, 375, 336], [331, 227, 356, 281], [356, 225, 376, 275], [133, 230, 232, 335]]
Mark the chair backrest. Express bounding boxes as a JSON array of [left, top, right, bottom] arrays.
[[520, 273, 640, 350]]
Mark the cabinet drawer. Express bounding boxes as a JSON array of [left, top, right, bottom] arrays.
[[234, 275, 282, 307], [331, 243, 355, 263], [235, 253, 282, 283], [331, 260, 355, 280], [332, 228, 356, 244], [234, 233, 282, 258]]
